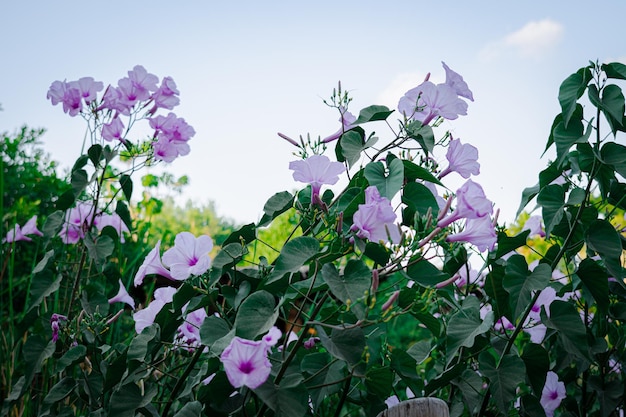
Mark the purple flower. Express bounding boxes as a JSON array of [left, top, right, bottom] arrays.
[[50, 313, 67, 342], [117, 65, 159, 109], [134, 239, 173, 286], [150, 113, 196, 162], [220, 337, 273, 389], [439, 138, 480, 179], [437, 180, 493, 228], [102, 117, 125, 142], [398, 81, 468, 126], [262, 326, 282, 347], [351, 186, 401, 243], [162, 232, 213, 281], [108, 279, 135, 309], [70, 76, 104, 104], [446, 216, 497, 252], [322, 106, 357, 143], [47, 80, 83, 116], [133, 286, 177, 333], [442, 62, 474, 101], [59, 202, 96, 244], [176, 304, 208, 349], [3, 215, 43, 243], [303, 336, 320, 350], [289, 155, 345, 203], [151, 76, 180, 110], [541, 371, 566, 417]]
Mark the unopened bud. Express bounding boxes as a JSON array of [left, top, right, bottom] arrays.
[[371, 269, 380, 294], [277, 132, 299, 147], [382, 290, 400, 312]]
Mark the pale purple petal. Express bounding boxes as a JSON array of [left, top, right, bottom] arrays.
[[442, 62, 474, 101], [446, 216, 497, 252], [441, 138, 480, 179], [162, 232, 213, 281], [108, 279, 135, 309], [220, 337, 272, 389], [541, 371, 566, 417], [134, 240, 173, 286]]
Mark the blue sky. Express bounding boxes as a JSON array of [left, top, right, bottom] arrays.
[[2, 1, 625, 225]]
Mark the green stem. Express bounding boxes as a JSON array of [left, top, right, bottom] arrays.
[[162, 346, 204, 417]]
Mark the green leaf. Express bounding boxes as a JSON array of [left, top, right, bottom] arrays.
[[494, 230, 530, 260], [537, 184, 566, 238], [585, 219, 624, 279], [602, 62, 626, 80], [120, 174, 133, 201], [109, 383, 144, 417], [234, 290, 278, 339], [446, 296, 494, 361], [577, 258, 609, 315], [589, 84, 625, 135], [128, 324, 160, 361], [258, 191, 294, 227], [263, 236, 319, 286], [115, 201, 132, 232], [354, 105, 394, 124], [479, 352, 526, 412], [402, 182, 439, 219], [402, 160, 442, 185], [84, 232, 115, 271], [406, 121, 435, 154], [42, 210, 64, 238], [558, 67, 592, 128], [316, 325, 366, 366], [255, 376, 309, 417], [173, 401, 203, 417], [302, 355, 345, 410], [55, 345, 87, 373], [44, 377, 76, 404], [321, 261, 370, 319], [542, 300, 591, 362], [363, 242, 391, 266], [72, 154, 89, 172], [601, 142, 626, 178], [23, 336, 56, 392], [365, 366, 393, 399], [521, 343, 550, 396], [27, 270, 62, 312], [56, 189, 76, 211], [364, 158, 404, 200], [451, 370, 485, 415], [223, 223, 256, 246], [71, 169, 89, 196], [406, 259, 450, 287], [553, 116, 590, 167], [88, 144, 104, 166], [502, 256, 551, 320], [200, 316, 233, 355]]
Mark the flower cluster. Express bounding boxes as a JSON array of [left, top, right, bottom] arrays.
[[59, 202, 129, 244], [351, 186, 401, 243], [47, 65, 194, 163]]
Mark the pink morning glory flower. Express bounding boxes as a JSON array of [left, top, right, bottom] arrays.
[[70, 76, 104, 104], [108, 279, 135, 309], [95, 212, 130, 242], [117, 65, 159, 109], [442, 62, 474, 101], [398, 81, 468, 126], [149, 112, 196, 142], [541, 371, 566, 417], [151, 76, 180, 110], [3, 215, 43, 243], [176, 304, 208, 349], [152, 136, 191, 162], [102, 117, 125, 142], [351, 186, 401, 244], [289, 154, 346, 203], [437, 180, 493, 228], [439, 138, 480, 179], [47, 80, 83, 116], [134, 239, 173, 286], [446, 216, 497, 252], [262, 326, 282, 347], [59, 202, 96, 244], [162, 232, 213, 281], [322, 106, 358, 143], [133, 286, 177, 333], [220, 337, 273, 390]]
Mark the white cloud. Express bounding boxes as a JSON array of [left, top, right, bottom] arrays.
[[480, 19, 564, 61]]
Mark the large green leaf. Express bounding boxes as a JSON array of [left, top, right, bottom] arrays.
[[553, 115, 590, 167], [255, 375, 309, 417], [577, 258, 609, 315], [601, 142, 626, 178], [27, 269, 62, 313], [542, 300, 591, 363], [23, 336, 56, 395], [258, 191, 294, 227], [406, 121, 435, 154], [336, 130, 378, 168], [406, 259, 450, 287], [537, 184, 566, 238], [83, 232, 115, 271], [128, 324, 160, 361], [364, 158, 404, 200], [173, 401, 203, 417], [503, 256, 551, 320], [55, 345, 87, 373], [365, 366, 393, 400], [234, 290, 278, 339], [585, 219, 624, 279], [302, 354, 345, 410], [263, 236, 319, 287], [446, 296, 494, 361], [589, 84, 625, 135], [316, 325, 366, 366], [353, 105, 394, 124], [521, 343, 550, 396], [602, 62, 626, 80], [402, 182, 440, 219], [494, 230, 530, 260], [479, 352, 526, 413], [558, 66, 592, 128], [321, 261, 370, 319], [43, 377, 77, 404], [119, 174, 133, 201], [200, 315, 233, 355]]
